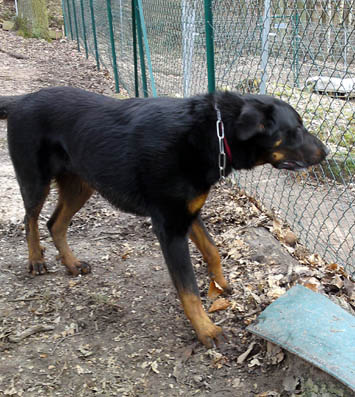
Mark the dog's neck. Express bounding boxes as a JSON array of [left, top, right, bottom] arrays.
[[214, 103, 232, 180]]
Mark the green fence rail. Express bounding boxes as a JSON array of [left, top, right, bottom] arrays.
[[62, 0, 355, 275]]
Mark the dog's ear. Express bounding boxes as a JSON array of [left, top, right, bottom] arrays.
[[236, 103, 273, 141]]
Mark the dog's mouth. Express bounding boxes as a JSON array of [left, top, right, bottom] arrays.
[[273, 160, 308, 171]]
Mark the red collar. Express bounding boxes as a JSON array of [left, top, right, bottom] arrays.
[[215, 104, 233, 165], [223, 135, 232, 163]]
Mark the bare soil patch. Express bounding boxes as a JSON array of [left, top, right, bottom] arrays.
[[0, 28, 353, 396]]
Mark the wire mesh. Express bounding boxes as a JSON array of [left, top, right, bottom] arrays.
[[63, 0, 355, 275]]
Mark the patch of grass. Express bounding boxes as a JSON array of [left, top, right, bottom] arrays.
[[311, 155, 355, 183], [343, 131, 355, 148], [14, 17, 33, 38], [13, 16, 50, 40]]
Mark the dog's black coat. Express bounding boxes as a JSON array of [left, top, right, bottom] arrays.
[[0, 87, 328, 346]]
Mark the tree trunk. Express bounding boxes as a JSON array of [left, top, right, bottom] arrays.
[[17, 0, 49, 39]]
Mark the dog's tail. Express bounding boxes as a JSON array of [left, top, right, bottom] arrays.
[[0, 95, 23, 120]]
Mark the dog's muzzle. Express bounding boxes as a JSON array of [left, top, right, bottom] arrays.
[[274, 160, 308, 171]]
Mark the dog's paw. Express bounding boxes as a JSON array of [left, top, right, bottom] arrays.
[[197, 323, 226, 348], [66, 261, 92, 276], [76, 261, 91, 275], [28, 261, 48, 276], [222, 283, 233, 295]]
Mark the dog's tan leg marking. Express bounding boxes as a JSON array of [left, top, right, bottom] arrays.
[[48, 174, 93, 276], [190, 218, 231, 294], [187, 192, 209, 215], [26, 185, 50, 275], [179, 290, 223, 347]]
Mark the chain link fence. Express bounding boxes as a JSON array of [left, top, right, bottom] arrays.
[[62, 0, 355, 275]]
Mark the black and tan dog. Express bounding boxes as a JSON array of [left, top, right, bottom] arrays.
[[0, 87, 328, 346]]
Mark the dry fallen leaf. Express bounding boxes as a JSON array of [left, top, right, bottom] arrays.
[[333, 274, 344, 289], [208, 280, 224, 299], [228, 247, 242, 259], [302, 276, 321, 292], [208, 297, 230, 313], [307, 253, 323, 266], [267, 285, 286, 299], [326, 263, 339, 272], [248, 356, 262, 367], [68, 279, 80, 288], [272, 219, 282, 237], [151, 361, 159, 374], [237, 341, 256, 364], [303, 282, 319, 292]]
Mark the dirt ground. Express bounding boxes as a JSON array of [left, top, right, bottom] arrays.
[[0, 28, 354, 397]]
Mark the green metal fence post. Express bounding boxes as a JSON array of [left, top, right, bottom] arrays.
[[89, 0, 100, 70], [260, 0, 271, 94], [292, 10, 300, 88], [71, 0, 80, 52], [203, 0, 216, 93], [131, 0, 139, 97], [136, 0, 157, 97], [134, 0, 148, 97], [79, 0, 89, 59], [66, 0, 74, 40], [106, 0, 120, 93], [61, 0, 68, 38]]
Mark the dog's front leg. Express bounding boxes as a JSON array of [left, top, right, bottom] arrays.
[[152, 216, 224, 347], [190, 215, 232, 295]]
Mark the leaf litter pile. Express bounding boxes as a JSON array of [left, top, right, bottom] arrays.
[[0, 28, 354, 397]]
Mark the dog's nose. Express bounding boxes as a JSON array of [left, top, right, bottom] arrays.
[[324, 146, 331, 156]]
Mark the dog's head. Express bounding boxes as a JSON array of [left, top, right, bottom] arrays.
[[221, 93, 329, 171]]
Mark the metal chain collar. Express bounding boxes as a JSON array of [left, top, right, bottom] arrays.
[[215, 104, 227, 179]]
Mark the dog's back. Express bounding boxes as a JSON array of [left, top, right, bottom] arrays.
[[1, 87, 195, 216]]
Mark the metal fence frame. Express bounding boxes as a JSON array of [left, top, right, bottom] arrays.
[[62, 0, 355, 275]]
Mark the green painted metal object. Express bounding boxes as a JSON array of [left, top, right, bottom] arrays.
[[61, 0, 68, 38], [79, 0, 89, 59], [71, 0, 80, 52], [203, 0, 215, 93], [65, 0, 74, 41], [131, 0, 139, 97], [247, 285, 355, 391], [89, 0, 100, 71], [106, 0, 119, 93], [133, 0, 148, 97], [136, 0, 157, 97]]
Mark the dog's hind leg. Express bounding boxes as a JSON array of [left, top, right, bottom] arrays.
[[24, 184, 51, 275], [189, 215, 231, 296], [8, 139, 51, 275], [47, 173, 93, 276]]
